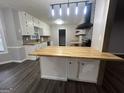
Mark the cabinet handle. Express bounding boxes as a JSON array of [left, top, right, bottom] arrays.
[[69, 62, 72, 64], [81, 63, 85, 66]]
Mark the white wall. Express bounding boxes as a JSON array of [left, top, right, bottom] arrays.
[[91, 0, 110, 52], [50, 25, 77, 46], [0, 8, 26, 63]]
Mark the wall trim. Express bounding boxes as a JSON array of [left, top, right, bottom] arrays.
[[11, 59, 27, 63], [0, 60, 12, 65], [7, 46, 24, 49], [41, 75, 67, 81], [0, 59, 27, 65]]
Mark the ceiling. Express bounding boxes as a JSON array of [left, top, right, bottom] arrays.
[[0, 0, 95, 25]]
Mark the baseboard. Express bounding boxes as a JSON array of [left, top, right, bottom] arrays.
[[11, 59, 27, 63], [0, 60, 12, 65], [41, 75, 67, 81], [0, 59, 27, 65]]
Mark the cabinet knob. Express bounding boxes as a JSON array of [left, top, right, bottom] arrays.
[[81, 63, 85, 65], [69, 62, 72, 64]]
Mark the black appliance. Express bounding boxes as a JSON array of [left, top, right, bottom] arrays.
[[76, 3, 93, 29]]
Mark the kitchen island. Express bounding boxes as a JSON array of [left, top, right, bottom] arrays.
[[31, 46, 123, 61], [30, 46, 123, 83]]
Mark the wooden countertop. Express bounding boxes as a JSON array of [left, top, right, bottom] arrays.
[[30, 46, 124, 61]]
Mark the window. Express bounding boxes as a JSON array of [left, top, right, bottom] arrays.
[[0, 33, 4, 51], [0, 18, 7, 53]]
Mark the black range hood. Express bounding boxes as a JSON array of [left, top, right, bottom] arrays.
[[76, 3, 93, 29]]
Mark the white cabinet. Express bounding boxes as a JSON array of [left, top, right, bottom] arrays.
[[24, 42, 48, 60], [67, 59, 100, 83], [40, 57, 100, 83], [19, 11, 50, 36], [39, 21, 50, 36], [24, 45, 37, 60], [41, 57, 67, 81], [67, 58, 78, 80], [41, 42, 47, 48], [18, 11, 34, 35], [42, 23, 50, 36], [78, 59, 100, 83]]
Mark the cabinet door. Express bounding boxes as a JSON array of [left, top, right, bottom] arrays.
[[24, 45, 37, 60], [19, 12, 27, 35], [78, 59, 100, 83], [42, 42, 47, 48], [41, 57, 67, 80], [67, 58, 78, 80], [43, 24, 50, 36]]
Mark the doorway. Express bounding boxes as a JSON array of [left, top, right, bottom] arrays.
[[59, 29, 66, 46]]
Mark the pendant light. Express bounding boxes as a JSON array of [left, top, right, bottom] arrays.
[[75, 3, 78, 15], [51, 5, 55, 16], [67, 3, 70, 16], [84, 3, 88, 15], [59, 4, 62, 16]]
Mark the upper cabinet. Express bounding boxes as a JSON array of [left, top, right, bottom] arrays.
[[18, 11, 50, 36], [41, 22, 50, 36], [18, 11, 34, 35]]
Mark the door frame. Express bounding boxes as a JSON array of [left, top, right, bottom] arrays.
[[58, 28, 67, 46]]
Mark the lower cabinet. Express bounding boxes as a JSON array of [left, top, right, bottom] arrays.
[[40, 57, 100, 83], [78, 59, 100, 83], [24, 45, 37, 60], [67, 59, 100, 83], [41, 57, 67, 81], [24, 42, 47, 60], [67, 59, 78, 80]]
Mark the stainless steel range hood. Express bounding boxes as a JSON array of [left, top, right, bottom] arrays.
[[76, 3, 93, 29]]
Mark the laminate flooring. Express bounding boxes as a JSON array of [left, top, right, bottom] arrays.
[[34, 79, 106, 93]]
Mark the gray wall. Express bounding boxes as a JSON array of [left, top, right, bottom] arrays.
[[108, 21, 124, 53], [108, 0, 124, 54], [0, 8, 26, 62]]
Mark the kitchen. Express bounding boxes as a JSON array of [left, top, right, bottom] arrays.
[[0, 0, 124, 93]]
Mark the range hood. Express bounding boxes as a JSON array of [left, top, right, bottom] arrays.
[[76, 3, 93, 29]]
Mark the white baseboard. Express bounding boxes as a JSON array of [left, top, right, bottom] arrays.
[[0, 60, 12, 65], [0, 59, 27, 65], [41, 75, 67, 81]]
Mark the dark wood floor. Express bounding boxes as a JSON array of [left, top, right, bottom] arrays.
[[33, 79, 105, 93], [0, 61, 106, 93], [102, 55, 124, 93], [0, 60, 40, 93]]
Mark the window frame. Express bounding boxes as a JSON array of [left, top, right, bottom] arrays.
[[0, 17, 7, 54]]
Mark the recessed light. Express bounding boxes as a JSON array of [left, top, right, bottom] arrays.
[[54, 19, 64, 25]]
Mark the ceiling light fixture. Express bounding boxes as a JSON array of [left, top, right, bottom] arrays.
[[54, 19, 64, 25], [84, 4, 87, 15], [50, 1, 90, 16], [75, 3, 78, 15], [59, 4, 62, 16], [67, 4, 70, 16], [51, 5, 55, 16]]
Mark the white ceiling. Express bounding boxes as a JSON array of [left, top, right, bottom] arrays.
[[0, 0, 95, 25]]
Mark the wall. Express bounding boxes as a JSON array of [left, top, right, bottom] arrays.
[[108, 0, 124, 54], [102, 1, 124, 93], [0, 8, 26, 63], [50, 24, 77, 46], [91, 0, 110, 52]]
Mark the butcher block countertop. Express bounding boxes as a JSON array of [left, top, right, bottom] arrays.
[[30, 46, 124, 61]]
